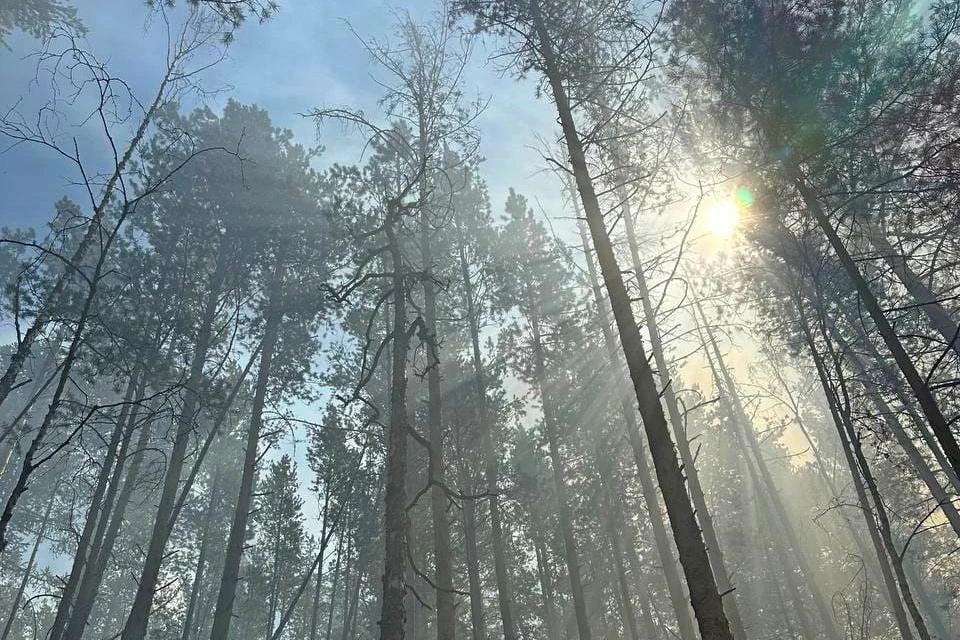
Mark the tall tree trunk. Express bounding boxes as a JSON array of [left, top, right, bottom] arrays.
[[381, 211, 412, 640], [458, 457, 487, 640], [181, 468, 221, 640], [784, 382, 912, 634], [1, 478, 59, 640], [820, 355, 931, 638], [455, 232, 517, 640], [838, 335, 960, 538], [697, 301, 842, 640], [48, 372, 143, 640], [530, 314, 592, 640], [121, 236, 230, 640], [209, 263, 285, 640], [421, 210, 456, 640], [798, 307, 918, 640], [65, 393, 155, 639], [616, 201, 745, 639], [533, 529, 562, 640], [575, 218, 697, 640], [0, 210, 125, 555], [48, 371, 140, 640], [529, 7, 732, 635], [596, 453, 638, 640], [794, 175, 960, 481]]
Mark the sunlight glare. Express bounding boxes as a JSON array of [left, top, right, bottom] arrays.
[[706, 199, 740, 238]]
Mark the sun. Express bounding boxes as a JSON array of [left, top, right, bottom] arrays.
[[706, 199, 740, 238]]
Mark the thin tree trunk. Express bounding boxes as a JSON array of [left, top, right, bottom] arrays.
[[597, 455, 638, 640], [794, 175, 960, 481], [575, 219, 697, 640], [181, 468, 221, 640], [839, 337, 960, 538], [381, 209, 412, 640], [65, 394, 155, 639], [615, 199, 745, 639], [698, 301, 842, 640], [458, 459, 487, 640], [209, 263, 285, 640], [533, 529, 562, 640], [530, 314, 592, 640], [0, 208, 127, 555], [121, 236, 230, 640], [47, 372, 140, 640], [785, 385, 912, 634], [456, 231, 517, 640], [798, 308, 918, 640], [865, 224, 960, 360]]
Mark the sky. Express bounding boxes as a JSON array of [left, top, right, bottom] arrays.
[[0, 0, 566, 234]]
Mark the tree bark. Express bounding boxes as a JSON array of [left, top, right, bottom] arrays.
[[575, 220, 695, 640], [421, 209, 456, 640], [120, 235, 230, 640], [380, 208, 412, 640], [698, 301, 843, 640], [456, 230, 517, 640], [181, 467, 221, 640], [527, 6, 732, 635], [48, 371, 140, 640], [796, 304, 916, 639], [801, 312, 930, 639], [865, 224, 960, 360], [209, 263, 285, 640], [530, 313, 592, 640]]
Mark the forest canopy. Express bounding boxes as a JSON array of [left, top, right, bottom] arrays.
[[1, 1, 960, 639]]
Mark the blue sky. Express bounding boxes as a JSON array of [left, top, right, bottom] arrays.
[[0, 0, 566, 233]]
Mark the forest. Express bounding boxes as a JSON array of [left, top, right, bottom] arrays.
[[1, 0, 960, 639]]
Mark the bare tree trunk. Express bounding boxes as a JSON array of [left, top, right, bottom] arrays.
[[784, 382, 912, 634], [209, 264, 285, 640], [596, 454, 638, 640], [857, 337, 960, 495], [48, 371, 140, 640], [181, 468, 220, 640], [421, 210, 456, 640], [121, 236, 230, 640], [65, 394, 155, 639], [839, 339, 960, 538], [616, 202, 744, 639], [530, 313, 592, 640], [574, 219, 696, 640], [458, 457, 487, 640], [794, 175, 960, 481], [0, 208, 128, 555], [533, 529, 562, 640], [455, 232, 517, 640], [381, 212, 412, 640], [528, 8, 732, 634]]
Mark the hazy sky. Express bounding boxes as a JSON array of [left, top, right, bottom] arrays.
[[0, 0, 566, 234]]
